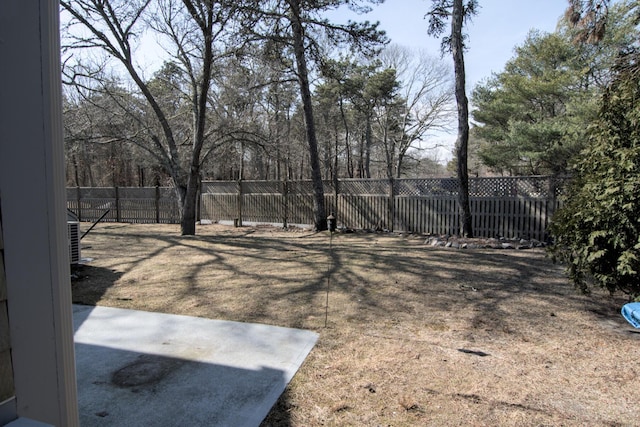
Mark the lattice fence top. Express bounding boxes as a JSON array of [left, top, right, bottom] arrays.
[[394, 178, 458, 196], [393, 176, 569, 198], [339, 179, 390, 195], [200, 176, 569, 198], [66, 177, 570, 201], [468, 177, 555, 198]]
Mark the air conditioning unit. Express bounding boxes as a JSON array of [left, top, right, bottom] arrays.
[[68, 221, 81, 264]]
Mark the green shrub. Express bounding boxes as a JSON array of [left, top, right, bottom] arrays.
[[549, 51, 640, 300]]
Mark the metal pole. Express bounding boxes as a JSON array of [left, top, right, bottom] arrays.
[[324, 214, 335, 328]]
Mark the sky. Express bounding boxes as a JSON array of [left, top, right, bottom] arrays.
[[330, 0, 570, 90], [326, 0, 571, 160]]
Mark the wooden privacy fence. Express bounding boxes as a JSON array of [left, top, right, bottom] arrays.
[[66, 186, 180, 224], [200, 176, 567, 241], [66, 177, 566, 241]]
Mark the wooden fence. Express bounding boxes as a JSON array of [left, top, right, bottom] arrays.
[[200, 177, 567, 241], [66, 186, 180, 224], [66, 177, 566, 240]]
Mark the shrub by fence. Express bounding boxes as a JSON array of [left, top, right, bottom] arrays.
[[67, 177, 566, 240]]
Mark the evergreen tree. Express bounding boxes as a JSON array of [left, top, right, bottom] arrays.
[[427, 0, 478, 237], [472, 31, 590, 175], [472, 1, 639, 175], [549, 49, 640, 299]]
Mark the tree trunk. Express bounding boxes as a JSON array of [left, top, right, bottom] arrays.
[[451, 0, 473, 237], [364, 116, 372, 178], [396, 152, 404, 179], [338, 97, 353, 178], [289, 0, 327, 230], [179, 0, 216, 235], [72, 154, 81, 187], [357, 136, 365, 178], [180, 168, 200, 235], [174, 182, 187, 221], [275, 95, 282, 180]]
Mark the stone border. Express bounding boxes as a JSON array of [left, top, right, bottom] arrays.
[[424, 236, 547, 250]]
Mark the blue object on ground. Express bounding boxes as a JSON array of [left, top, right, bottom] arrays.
[[621, 302, 640, 328]]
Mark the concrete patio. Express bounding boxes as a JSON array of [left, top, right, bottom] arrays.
[[72, 305, 318, 426]]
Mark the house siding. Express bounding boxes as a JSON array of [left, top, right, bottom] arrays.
[[0, 198, 16, 405]]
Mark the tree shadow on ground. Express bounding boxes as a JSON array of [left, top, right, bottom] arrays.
[[76, 224, 640, 426], [71, 264, 123, 305], [77, 225, 632, 335]]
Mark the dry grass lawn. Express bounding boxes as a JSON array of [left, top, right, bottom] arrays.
[[71, 223, 639, 426]]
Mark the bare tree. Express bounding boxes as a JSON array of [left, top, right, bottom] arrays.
[[63, 82, 149, 187], [378, 45, 455, 178], [61, 0, 238, 235]]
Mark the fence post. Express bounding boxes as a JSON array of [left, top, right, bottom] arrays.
[[155, 185, 160, 224], [388, 178, 395, 232], [333, 178, 339, 225], [236, 180, 243, 227], [76, 186, 82, 222], [282, 180, 288, 228], [115, 186, 121, 222]]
